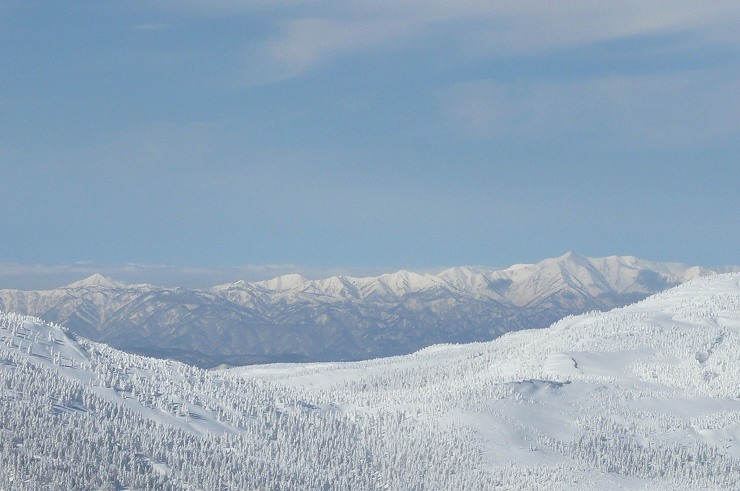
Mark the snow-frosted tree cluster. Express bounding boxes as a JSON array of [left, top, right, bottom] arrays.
[[0, 273, 739, 489]]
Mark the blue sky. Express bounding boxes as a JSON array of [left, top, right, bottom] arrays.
[[1, 1, 739, 288]]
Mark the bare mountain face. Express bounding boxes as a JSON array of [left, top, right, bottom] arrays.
[[0, 253, 730, 367]]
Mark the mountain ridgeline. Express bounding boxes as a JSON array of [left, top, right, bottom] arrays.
[[0, 253, 729, 367]]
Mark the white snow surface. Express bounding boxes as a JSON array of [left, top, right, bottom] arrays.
[[1, 273, 739, 489]]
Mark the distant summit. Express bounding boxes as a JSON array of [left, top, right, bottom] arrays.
[[254, 274, 309, 291], [64, 273, 125, 289]]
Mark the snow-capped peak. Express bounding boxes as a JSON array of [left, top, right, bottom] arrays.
[[64, 273, 124, 289], [255, 274, 309, 291], [555, 250, 580, 261]]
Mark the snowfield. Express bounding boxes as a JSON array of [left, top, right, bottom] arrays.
[[1, 274, 739, 489]]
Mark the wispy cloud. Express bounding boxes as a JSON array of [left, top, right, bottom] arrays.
[[122, 2, 740, 85], [241, 1, 740, 81], [263, 17, 412, 80]]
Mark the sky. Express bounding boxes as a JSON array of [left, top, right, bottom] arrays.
[[1, 1, 739, 289]]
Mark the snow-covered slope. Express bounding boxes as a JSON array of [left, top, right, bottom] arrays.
[[1, 274, 739, 489], [0, 253, 734, 367]]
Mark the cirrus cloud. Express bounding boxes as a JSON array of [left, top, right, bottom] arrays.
[[244, 1, 740, 80]]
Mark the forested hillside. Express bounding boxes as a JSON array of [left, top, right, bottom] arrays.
[[1, 274, 739, 489]]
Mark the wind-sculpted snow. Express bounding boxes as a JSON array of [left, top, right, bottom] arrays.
[[1, 253, 732, 367], [1, 274, 739, 489]]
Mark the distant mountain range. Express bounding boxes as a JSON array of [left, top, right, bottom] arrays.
[[0, 253, 735, 367], [2, 272, 739, 489]]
